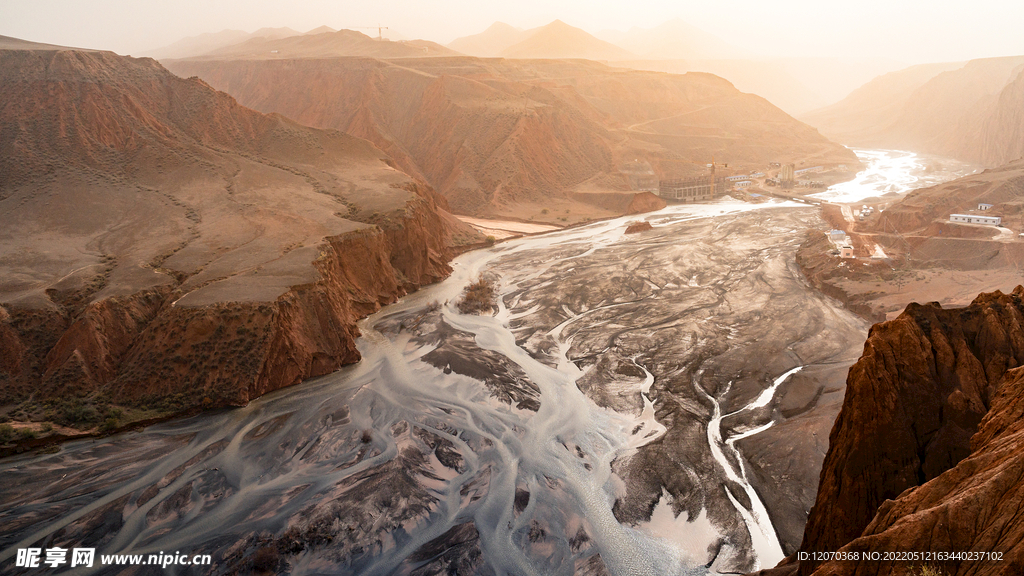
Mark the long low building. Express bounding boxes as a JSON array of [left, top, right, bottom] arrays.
[[950, 213, 1002, 226]]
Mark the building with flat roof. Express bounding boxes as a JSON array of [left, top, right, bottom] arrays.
[[950, 214, 1002, 226]]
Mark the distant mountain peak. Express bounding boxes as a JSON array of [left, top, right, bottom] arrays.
[[485, 21, 521, 32], [499, 20, 636, 60], [305, 25, 337, 35]]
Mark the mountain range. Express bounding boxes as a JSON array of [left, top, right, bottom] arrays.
[[801, 55, 1024, 166], [166, 54, 856, 220]]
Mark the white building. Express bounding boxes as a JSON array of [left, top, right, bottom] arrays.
[[978, 203, 993, 211], [950, 214, 1002, 226]]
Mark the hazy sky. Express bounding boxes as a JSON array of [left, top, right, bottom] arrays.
[[4, 0, 1024, 63]]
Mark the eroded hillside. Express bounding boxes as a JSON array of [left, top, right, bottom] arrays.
[[801, 56, 1024, 167], [0, 45, 478, 441], [165, 56, 857, 220]]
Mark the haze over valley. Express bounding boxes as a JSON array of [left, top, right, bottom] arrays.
[[3, 2, 1024, 575]]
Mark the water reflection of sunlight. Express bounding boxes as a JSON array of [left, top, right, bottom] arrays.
[[810, 149, 977, 204]]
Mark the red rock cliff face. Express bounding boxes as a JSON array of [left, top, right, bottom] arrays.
[[3, 194, 453, 409], [808, 365, 1024, 575], [0, 46, 472, 426], [784, 287, 1024, 576]]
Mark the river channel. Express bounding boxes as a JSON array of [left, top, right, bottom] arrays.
[[1, 190, 894, 574]]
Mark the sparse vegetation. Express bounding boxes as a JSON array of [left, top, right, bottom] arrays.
[[457, 277, 495, 314], [0, 424, 14, 443]]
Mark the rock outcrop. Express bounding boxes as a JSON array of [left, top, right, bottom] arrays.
[[756, 287, 1024, 575], [0, 42, 477, 435]]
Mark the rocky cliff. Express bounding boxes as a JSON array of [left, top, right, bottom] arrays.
[[755, 287, 1024, 575], [0, 43, 477, 440]]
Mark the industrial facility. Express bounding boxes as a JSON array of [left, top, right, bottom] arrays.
[[657, 175, 727, 201], [656, 160, 730, 202]]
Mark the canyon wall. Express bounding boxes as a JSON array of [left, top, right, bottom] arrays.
[[801, 56, 1024, 167], [0, 45, 474, 433], [2, 198, 452, 409], [755, 287, 1024, 575]]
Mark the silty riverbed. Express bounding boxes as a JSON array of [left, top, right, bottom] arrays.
[[0, 199, 871, 576]]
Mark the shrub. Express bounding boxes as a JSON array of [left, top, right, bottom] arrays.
[[458, 278, 495, 314], [99, 416, 120, 433], [55, 400, 100, 427], [0, 424, 14, 443]]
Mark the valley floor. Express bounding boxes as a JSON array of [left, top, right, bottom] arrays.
[[0, 199, 868, 575]]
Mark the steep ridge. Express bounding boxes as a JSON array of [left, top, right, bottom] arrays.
[[164, 56, 857, 220], [450, 22, 899, 115], [800, 61, 967, 145], [197, 29, 460, 60], [447, 22, 532, 57], [752, 288, 1024, 575], [801, 56, 1024, 166], [809, 364, 1024, 575], [973, 67, 1024, 166], [143, 27, 301, 60], [498, 20, 636, 60], [0, 45, 477, 437]]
